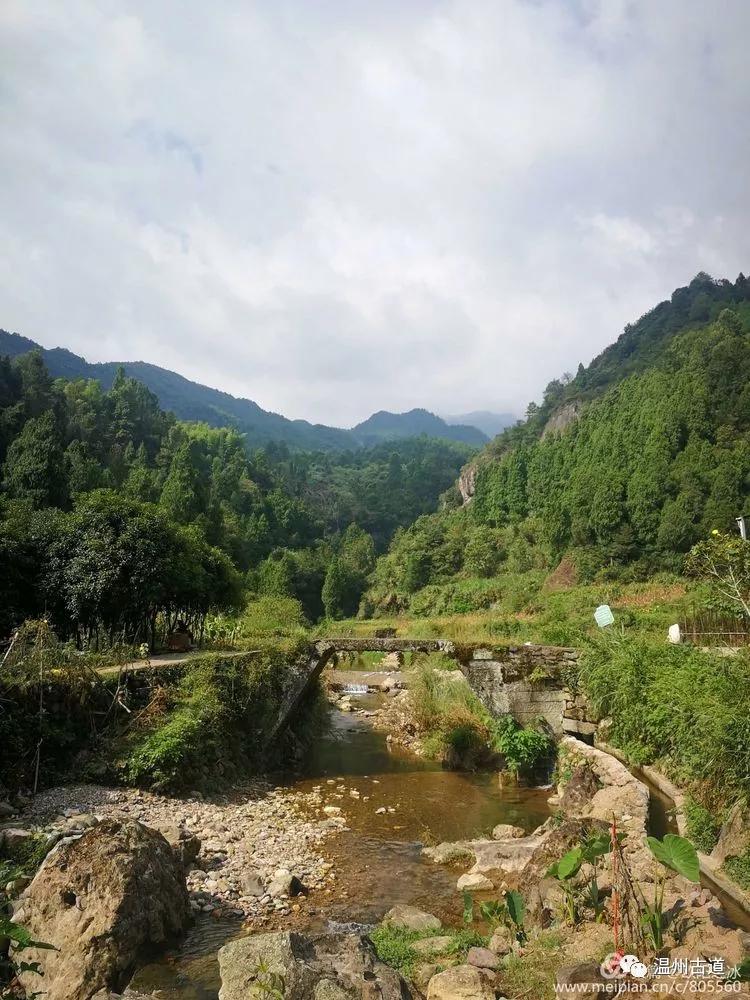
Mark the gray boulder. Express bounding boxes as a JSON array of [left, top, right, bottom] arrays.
[[218, 930, 413, 999]]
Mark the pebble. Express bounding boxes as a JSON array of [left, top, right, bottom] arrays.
[[19, 781, 339, 923]]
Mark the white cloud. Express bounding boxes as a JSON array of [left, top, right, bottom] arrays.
[[0, 0, 749, 425]]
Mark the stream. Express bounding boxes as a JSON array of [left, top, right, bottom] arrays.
[[130, 692, 551, 998]]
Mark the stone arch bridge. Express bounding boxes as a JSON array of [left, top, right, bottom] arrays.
[[270, 637, 594, 742]]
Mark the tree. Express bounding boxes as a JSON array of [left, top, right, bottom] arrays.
[[321, 557, 359, 619], [686, 531, 750, 619], [160, 440, 207, 523], [3, 412, 68, 509]]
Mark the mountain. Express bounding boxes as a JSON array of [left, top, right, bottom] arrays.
[[351, 408, 487, 446], [442, 410, 517, 439], [0, 330, 486, 450], [367, 272, 750, 611]]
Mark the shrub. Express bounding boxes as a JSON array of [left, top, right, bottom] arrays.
[[580, 635, 750, 804], [488, 715, 553, 776], [724, 849, 750, 891], [683, 795, 721, 853], [239, 596, 309, 639]]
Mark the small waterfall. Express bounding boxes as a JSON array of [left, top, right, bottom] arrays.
[[340, 682, 369, 695]]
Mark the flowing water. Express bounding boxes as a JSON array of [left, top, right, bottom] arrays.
[[131, 693, 551, 998]]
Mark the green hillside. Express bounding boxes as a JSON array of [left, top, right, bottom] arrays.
[[367, 274, 750, 613]]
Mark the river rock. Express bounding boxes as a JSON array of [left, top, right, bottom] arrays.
[[383, 903, 441, 932], [218, 930, 413, 999], [14, 818, 190, 1000], [411, 936, 455, 957], [160, 824, 201, 869], [491, 824, 525, 840], [456, 872, 494, 892], [488, 925, 514, 955], [555, 963, 614, 998], [1, 827, 33, 850], [426, 965, 495, 999], [267, 869, 306, 898], [0, 800, 17, 818], [467, 946, 500, 969]]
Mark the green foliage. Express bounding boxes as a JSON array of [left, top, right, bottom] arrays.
[[647, 833, 700, 881], [580, 635, 750, 803], [239, 596, 309, 640], [123, 650, 292, 789], [369, 923, 485, 982], [250, 959, 285, 998], [683, 795, 721, 853], [723, 848, 750, 891], [488, 714, 553, 776], [547, 831, 615, 926], [687, 530, 750, 619], [0, 350, 474, 636], [3, 411, 67, 509], [409, 660, 492, 765], [637, 834, 700, 950]]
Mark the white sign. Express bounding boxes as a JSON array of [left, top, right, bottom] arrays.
[[594, 604, 614, 628]]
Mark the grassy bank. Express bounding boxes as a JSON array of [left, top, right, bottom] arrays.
[[408, 653, 553, 775], [117, 643, 325, 791], [328, 572, 699, 647], [580, 635, 750, 811]]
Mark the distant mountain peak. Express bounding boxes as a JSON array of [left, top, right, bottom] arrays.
[[0, 329, 486, 450]]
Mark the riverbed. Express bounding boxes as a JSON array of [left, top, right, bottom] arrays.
[[130, 693, 551, 998]]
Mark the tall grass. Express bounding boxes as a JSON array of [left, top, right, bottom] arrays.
[[580, 634, 750, 807]]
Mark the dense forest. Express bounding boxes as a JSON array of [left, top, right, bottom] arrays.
[[367, 274, 750, 612], [0, 351, 473, 640]]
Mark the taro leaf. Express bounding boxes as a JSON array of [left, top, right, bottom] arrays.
[[580, 831, 612, 863], [462, 890, 474, 925], [646, 834, 700, 882], [506, 890, 525, 928], [479, 899, 506, 924], [557, 848, 583, 880]]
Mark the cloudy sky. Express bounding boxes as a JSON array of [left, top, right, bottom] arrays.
[[2, 1, 749, 427]]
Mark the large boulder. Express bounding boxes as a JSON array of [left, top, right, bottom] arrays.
[[14, 818, 190, 1000], [218, 930, 413, 999]]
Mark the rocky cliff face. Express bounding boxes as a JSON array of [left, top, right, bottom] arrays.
[[457, 462, 478, 504], [541, 400, 582, 439]]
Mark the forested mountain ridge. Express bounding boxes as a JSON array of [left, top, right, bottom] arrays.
[[0, 330, 487, 450], [352, 408, 486, 446], [475, 272, 750, 466], [0, 350, 474, 636], [367, 274, 750, 613]]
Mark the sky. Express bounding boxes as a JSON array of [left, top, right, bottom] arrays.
[[1, 1, 750, 428]]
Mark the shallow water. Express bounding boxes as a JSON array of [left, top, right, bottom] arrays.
[[131, 697, 551, 998]]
